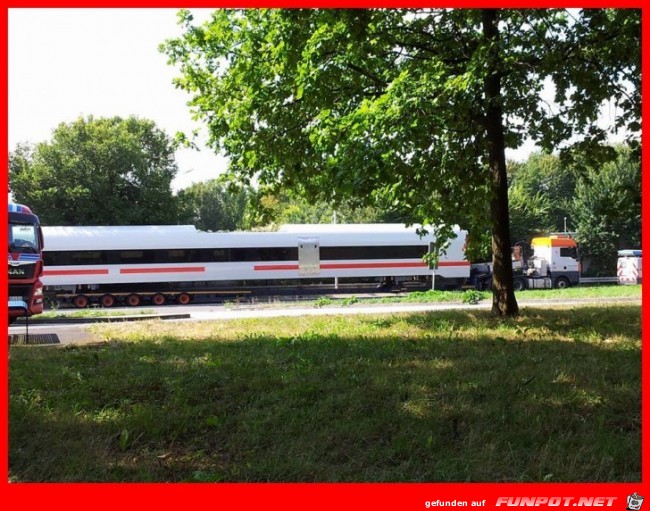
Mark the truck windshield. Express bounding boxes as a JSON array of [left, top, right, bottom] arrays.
[[9, 222, 40, 253]]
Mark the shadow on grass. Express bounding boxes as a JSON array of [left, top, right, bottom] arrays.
[[9, 306, 640, 483]]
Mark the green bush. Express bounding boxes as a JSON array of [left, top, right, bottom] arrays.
[[462, 290, 484, 304]]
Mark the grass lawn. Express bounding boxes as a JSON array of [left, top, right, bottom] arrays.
[[9, 303, 640, 482]]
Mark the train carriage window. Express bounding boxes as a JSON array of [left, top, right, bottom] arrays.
[[166, 249, 186, 263], [321, 245, 428, 260], [43, 252, 55, 266], [180, 249, 199, 263], [209, 248, 230, 262], [229, 247, 297, 262], [279, 247, 298, 261], [43, 251, 71, 266], [258, 247, 287, 261], [71, 250, 106, 265], [258, 248, 273, 261], [120, 250, 147, 264], [46, 245, 300, 266]]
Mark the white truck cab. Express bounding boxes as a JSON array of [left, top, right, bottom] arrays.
[[473, 234, 581, 291], [528, 235, 580, 289]]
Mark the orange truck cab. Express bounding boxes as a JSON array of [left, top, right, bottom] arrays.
[[527, 235, 580, 289]]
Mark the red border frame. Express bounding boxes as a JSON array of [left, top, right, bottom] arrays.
[[3, 3, 646, 510]]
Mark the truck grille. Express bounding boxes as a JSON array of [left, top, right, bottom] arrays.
[[8, 263, 35, 280]]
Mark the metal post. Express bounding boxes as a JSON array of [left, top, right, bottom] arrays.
[[333, 211, 338, 290]]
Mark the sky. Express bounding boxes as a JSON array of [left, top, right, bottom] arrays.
[[8, 8, 223, 192]]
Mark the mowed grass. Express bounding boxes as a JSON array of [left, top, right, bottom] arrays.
[[365, 284, 641, 305], [9, 304, 640, 482]]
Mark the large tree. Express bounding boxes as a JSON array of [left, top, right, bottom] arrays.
[[9, 116, 182, 226], [163, 8, 640, 315]]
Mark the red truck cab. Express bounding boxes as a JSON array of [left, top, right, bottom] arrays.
[[8, 203, 45, 324]]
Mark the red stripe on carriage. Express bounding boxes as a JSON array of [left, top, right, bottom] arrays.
[[120, 267, 206, 274], [438, 261, 471, 267], [43, 269, 109, 276], [253, 264, 300, 271]]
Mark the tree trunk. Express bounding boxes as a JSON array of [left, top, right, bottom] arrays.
[[482, 8, 519, 317]]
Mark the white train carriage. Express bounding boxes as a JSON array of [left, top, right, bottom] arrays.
[[41, 224, 469, 307]]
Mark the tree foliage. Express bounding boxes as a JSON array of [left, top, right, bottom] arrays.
[[507, 184, 553, 246], [508, 152, 577, 241], [9, 116, 181, 226], [163, 8, 640, 315], [244, 189, 399, 229], [571, 146, 641, 275], [175, 181, 398, 232], [177, 180, 250, 231]]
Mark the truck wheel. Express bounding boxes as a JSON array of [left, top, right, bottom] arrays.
[[176, 293, 191, 305], [554, 277, 570, 289], [513, 278, 526, 291], [125, 294, 142, 307], [151, 293, 166, 306], [100, 294, 116, 308], [73, 295, 89, 309]]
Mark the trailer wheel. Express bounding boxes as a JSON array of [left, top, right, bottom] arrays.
[[513, 278, 526, 291], [100, 294, 116, 308], [151, 293, 166, 306], [176, 292, 191, 305], [554, 277, 570, 289], [73, 295, 89, 309], [125, 293, 142, 307]]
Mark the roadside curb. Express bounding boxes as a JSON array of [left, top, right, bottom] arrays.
[[15, 313, 191, 325]]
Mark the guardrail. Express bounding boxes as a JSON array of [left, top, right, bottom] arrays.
[[579, 277, 618, 284]]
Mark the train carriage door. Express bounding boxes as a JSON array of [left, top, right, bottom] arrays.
[[298, 237, 320, 275]]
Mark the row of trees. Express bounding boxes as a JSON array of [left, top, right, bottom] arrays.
[[10, 9, 640, 315], [9, 113, 639, 276]]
